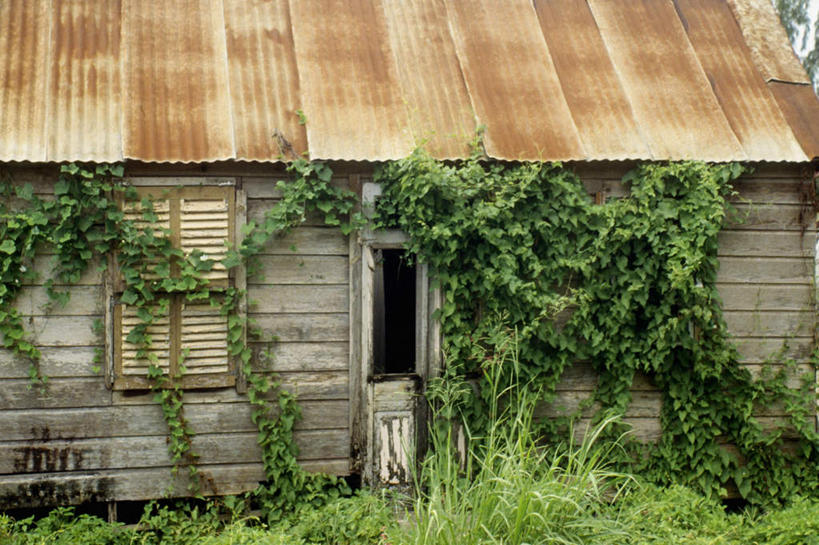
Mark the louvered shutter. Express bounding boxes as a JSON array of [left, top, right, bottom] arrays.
[[179, 188, 232, 286], [179, 301, 234, 387], [114, 302, 172, 390], [113, 184, 236, 390]]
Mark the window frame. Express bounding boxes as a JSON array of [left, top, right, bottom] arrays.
[[105, 178, 245, 391]]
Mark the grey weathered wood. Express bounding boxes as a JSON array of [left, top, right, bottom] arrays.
[[0, 429, 350, 474], [0, 459, 350, 509], [555, 364, 656, 392], [248, 255, 348, 284], [573, 417, 661, 443], [248, 285, 348, 314], [535, 390, 663, 419], [1, 377, 113, 409], [717, 284, 814, 311], [124, 177, 236, 187], [725, 203, 815, 231], [0, 400, 349, 441], [17, 316, 103, 346], [723, 310, 815, 338], [348, 186, 364, 472], [243, 177, 350, 199], [249, 313, 349, 342], [23, 256, 104, 285], [731, 180, 813, 204], [248, 341, 349, 372], [112, 370, 349, 403], [247, 227, 348, 258], [0, 347, 101, 379], [717, 257, 813, 284], [733, 338, 816, 363], [234, 187, 249, 393], [12, 286, 104, 316], [2, 370, 349, 409], [717, 230, 813, 257], [247, 199, 330, 227]]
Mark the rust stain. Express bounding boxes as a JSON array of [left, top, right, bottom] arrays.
[[380, 0, 475, 159], [588, 0, 744, 161], [725, 0, 811, 83], [122, 0, 235, 162], [289, 0, 412, 160], [48, 0, 122, 162], [0, 0, 50, 162], [768, 82, 819, 160], [0, 0, 815, 163], [674, 0, 806, 161], [533, 0, 650, 160], [223, 0, 307, 160], [444, 0, 584, 160]]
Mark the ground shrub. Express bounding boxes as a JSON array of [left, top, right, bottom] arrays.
[[281, 490, 396, 545], [0, 507, 133, 545]]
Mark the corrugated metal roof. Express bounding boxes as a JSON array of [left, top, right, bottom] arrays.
[[122, 0, 235, 162], [0, 0, 816, 163], [223, 0, 307, 160], [290, 0, 412, 161], [48, 0, 122, 162], [674, 0, 805, 161], [533, 0, 650, 160]]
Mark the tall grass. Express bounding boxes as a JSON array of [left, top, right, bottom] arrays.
[[394, 332, 636, 545]]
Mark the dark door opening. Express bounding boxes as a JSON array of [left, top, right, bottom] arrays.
[[373, 249, 416, 374]]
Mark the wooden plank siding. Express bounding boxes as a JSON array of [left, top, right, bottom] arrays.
[[0, 173, 353, 508], [567, 167, 817, 441], [1, 165, 816, 506]]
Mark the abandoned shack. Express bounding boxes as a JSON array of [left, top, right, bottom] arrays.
[[1, 0, 819, 509]]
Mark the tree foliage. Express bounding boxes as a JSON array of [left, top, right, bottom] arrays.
[[775, 0, 819, 89]]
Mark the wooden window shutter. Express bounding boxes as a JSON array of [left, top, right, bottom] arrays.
[[112, 184, 236, 390], [114, 301, 172, 390], [179, 186, 234, 287]]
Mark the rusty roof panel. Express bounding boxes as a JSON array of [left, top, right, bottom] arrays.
[[588, 0, 744, 161], [122, 0, 235, 162], [533, 0, 650, 160], [381, 0, 475, 159], [0, 0, 50, 162], [47, 0, 122, 162], [289, 0, 412, 160], [768, 82, 819, 159], [223, 0, 306, 161], [444, 0, 584, 161], [725, 0, 810, 83], [675, 0, 806, 161], [0, 0, 814, 164]]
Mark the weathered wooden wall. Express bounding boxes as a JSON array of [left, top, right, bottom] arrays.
[[558, 164, 818, 441], [0, 162, 815, 508], [0, 168, 353, 508]]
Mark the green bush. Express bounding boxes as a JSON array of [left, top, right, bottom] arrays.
[[282, 490, 396, 545], [0, 507, 133, 545]]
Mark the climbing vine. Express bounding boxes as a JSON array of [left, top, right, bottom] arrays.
[[374, 150, 819, 505], [3, 148, 818, 508], [0, 158, 360, 513]]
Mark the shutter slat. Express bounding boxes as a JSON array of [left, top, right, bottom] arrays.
[[119, 303, 171, 377], [180, 195, 231, 283], [179, 301, 230, 376]]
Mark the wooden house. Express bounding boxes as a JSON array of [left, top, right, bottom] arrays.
[[1, 0, 818, 509]]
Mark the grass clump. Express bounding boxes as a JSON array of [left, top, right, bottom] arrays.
[[393, 331, 636, 545]]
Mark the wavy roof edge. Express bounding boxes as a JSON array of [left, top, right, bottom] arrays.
[[0, 0, 816, 164]]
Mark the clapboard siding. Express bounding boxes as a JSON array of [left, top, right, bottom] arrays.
[[250, 255, 349, 284], [0, 401, 349, 441], [0, 461, 349, 509], [0, 430, 350, 474], [550, 173, 817, 442], [0, 172, 355, 508]]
